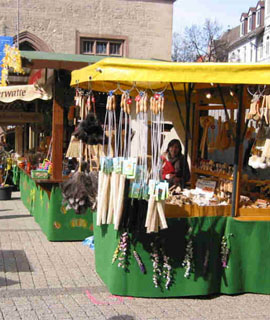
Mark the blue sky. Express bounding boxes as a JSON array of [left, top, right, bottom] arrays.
[[173, 0, 260, 33]]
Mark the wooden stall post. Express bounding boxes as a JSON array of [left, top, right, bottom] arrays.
[[15, 126, 23, 155], [231, 85, 247, 217], [51, 98, 63, 180], [190, 91, 201, 187], [183, 83, 194, 188]]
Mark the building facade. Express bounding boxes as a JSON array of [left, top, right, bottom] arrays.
[[226, 1, 270, 63], [0, 0, 174, 61]]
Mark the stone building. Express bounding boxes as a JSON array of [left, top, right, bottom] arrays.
[[0, 0, 175, 61]]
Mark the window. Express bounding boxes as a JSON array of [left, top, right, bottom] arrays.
[[241, 21, 245, 36], [82, 40, 94, 54], [260, 40, 263, 59], [248, 15, 253, 32], [256, 10, 261, 27], [250, 45, 253, 62], [96, 42, 107, 54], [267, 37, 270, 56], [80, 37, 126, 56], [243, 46, 246, 62], [110, 42, 121, 55]]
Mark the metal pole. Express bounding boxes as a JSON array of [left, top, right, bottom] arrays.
[[17, 0, 20, 48], [182, 83, 192, 188], [170, 82, 186, 132], [231, 85, 244, 217]]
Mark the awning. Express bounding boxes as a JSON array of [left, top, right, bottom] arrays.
[[21, 51, 105, 71], [0, 84, 52, 103], [70, 57, 270, 91]]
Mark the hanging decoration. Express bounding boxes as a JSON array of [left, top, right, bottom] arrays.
[[145, 92, 168, 233], [182, 227, 194, 278], [1, 44, 25, 86], [150, 239, 173, 289], [133, 250, 146, 274], [220, 233, 233, 269]]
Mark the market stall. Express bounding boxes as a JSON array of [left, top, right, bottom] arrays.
[[0, 47, 106, 241], [71, 58, 270, 296]]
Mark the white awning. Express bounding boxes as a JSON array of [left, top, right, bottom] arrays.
[[0, 84, 52, 103]]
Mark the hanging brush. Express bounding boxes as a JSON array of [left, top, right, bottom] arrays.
[[60, 161, 98, 214], [97, 91, 117, 226], [74, 112, 105, 145], [113, 90, 133, 230], [145, 92, 168, 233]]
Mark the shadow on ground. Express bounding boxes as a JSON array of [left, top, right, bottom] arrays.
[[0, 250, 33, 272], [108, 316, 135, 320], [0, 214, 30, 219], [0, 276, 20, 287]]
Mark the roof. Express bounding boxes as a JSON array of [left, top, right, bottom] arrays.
[[248, 7, 256, 15], [20, 51, 106, 71], [241, 13, 248, 20], [71, 57, 270, 92], [220, 26, 240, 46], [257, 1, 265, 9], [228, 26, 264, 50]]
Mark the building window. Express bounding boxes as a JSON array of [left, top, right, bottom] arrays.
[[250, 45, 253, 62], [230, 52, 235, 62], [267, 37, 270, 56], [237, 49, 241, 62], [82, 40, 94, 54], [248, 15, 253, 32], [259, 40, 263, 59], [80, 37, 126, 56], [256, 10, 261, 27], [241, 21, 245, 36]]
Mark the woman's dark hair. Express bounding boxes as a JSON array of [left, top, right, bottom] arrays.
[[166, 139, 182, 155]]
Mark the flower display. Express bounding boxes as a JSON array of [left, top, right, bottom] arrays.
[[1, 44, 25, 86]]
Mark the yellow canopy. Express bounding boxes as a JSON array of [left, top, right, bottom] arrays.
[[71, 57, 270, 92]]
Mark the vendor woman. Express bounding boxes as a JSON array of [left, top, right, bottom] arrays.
[[162, 139, 190, 186]]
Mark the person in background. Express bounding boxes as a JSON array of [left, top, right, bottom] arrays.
[[162, 139, 190, 186]]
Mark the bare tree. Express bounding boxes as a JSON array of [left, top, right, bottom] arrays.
[[172, 19, 229, 62]]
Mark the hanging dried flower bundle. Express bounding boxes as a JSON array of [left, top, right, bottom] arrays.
[[220, 233, 233, 268], [150, 241, 162, 288], [117, 232, 130, 270], [182, 228, 194, 279], [161, 248, 172, 290], [133, 250, 146, 274]]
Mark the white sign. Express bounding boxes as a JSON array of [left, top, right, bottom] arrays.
[[195, 179, 216, 197], [0, 84, 52, 103]]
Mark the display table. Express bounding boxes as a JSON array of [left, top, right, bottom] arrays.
[[19, 168, 93, 241], [94, 214, 270, 297]]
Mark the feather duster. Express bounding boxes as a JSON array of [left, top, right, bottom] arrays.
[[74, 112, 106, 145], [60, 163, 98, 214]]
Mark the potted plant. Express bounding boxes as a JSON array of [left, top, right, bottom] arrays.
[[0, 146, 13, 200]]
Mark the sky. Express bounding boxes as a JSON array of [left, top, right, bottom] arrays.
[[173, 0, 260, 33]]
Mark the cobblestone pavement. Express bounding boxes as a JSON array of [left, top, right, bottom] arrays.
[[0, 192, 270, 320]]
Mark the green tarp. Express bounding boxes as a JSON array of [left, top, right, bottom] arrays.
[[94, 214, 270, 297], [19, 169, 93, 241]]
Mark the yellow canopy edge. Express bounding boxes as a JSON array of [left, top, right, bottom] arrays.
[[71, 57, 270, 91]]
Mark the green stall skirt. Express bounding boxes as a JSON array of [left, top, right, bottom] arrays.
[[20, 170, 93, 241], [94, 214, 270, 297]]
